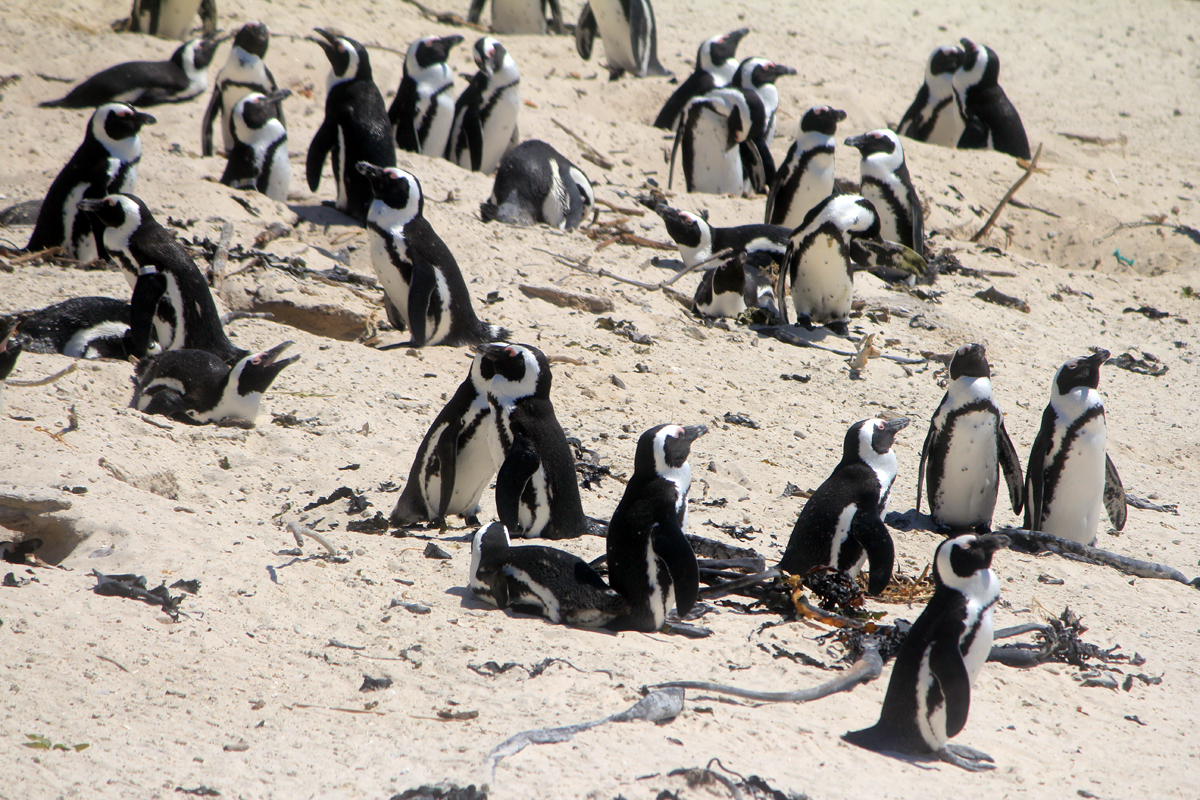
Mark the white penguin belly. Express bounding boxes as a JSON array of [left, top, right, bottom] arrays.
[[263, 142, 291, 202], [158, 273, 186, 351], [422, 269, 454, 345], [916, 648, 950, 749], [421, 93, 456, 158], [689, 109, 743, 195], [505, 565, 563, 622], [925, 101, 965, 148], [961, 596, 996, 684], [368, 229, 412, 326], [792, 235, 853, 323], [932, 411, 1000, 528], [63, 322, 129, 359], [334, 127, 347, 210], [445, 407, 498, 516], [700, 289, 746, 318], [591, 0, 638, 72], [479, 90, 520, 175], [518, 465, 551, 538], [781, 155, 834, 230], [1041, 419, 1107, 544], [862, 185, 900, 243], [492, 0, 547, 34], [147, 0, 203, 40], [198, 389, 263, 424]]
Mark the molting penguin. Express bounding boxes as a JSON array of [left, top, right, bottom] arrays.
[[26, 103, 155, 262], [953, 39, 1031, 160], [128, 0, 218, 40], [77, 193, 245, 363], [1024, 350, 1126, 545], [843, 532, 1009, 771], [306, 29, 397, 223], [220, 89, 292, 202], [478, 343, 588, 540], [467, 0, 565, 34], [358, 162, 510, 347], [390, 352, 497, 527], [653, 28, 748, 130], [11, 297, 152, 360], [389, 35, 464, 158], [917, 344, 1024, 533], [778, 417, 909, 595], [480, 140, 594, 230], [606, 424, 705, 632], [446, 37, 521, 175], [656, 204, 788, 273], [40, 37, 223, 109], [669, 88, 761, 196], [691, 250, 779, 320], [897, 44, 965, 147], [469, 522, 629, 626], [202, 22, 281, 157], [844, 129, 924, 254], [765, 105, 845, 229], [131, 341, 298, 425], [575, 0, 671, 80], [732, 58, 797, 194]]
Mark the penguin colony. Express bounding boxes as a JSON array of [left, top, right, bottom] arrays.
[[5, 6, 1149, 777]]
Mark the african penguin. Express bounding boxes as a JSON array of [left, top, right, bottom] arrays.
[[306, 29, 397, 223], [606, 423, 705, 632], [953, 39, 1031, 160], [469, 522, 629, 627], [128, 0, 217, 40], [220, 89, 292, 202], [131, 341, 298, 425], [389, 35, 464, 158], [201, 22, 282, 157], [653, 28, 749, 130], [77, 193, 245, 363], [1024, 350, 1126, 545], [446, 37, 521, 175], [358, 162, 510, 347], [843, 532, 1009, 772], [480, 140, 595, 231], [917, 344, 1024, 533], [845, 129, 924, 254], [765, 105, 845, 229], [11, 296, 154, 360], [692, 250, 779, 320], [733, 58, 797, 195], [0, 318, 21, 410], [467, 0, 565, 34], [390, 352, 498, 527], [26, 103, 155, 262], [778, 417, 909, 595], [897, 44, 965, 147], [40, 37, 223, 109], [656, 204, 788, 273], [669, 87, 762, 196], [575, 0, 671, 81], [477, 343, 588, 540]]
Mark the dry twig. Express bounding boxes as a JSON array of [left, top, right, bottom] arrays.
[[971, 143, 1044, 243]]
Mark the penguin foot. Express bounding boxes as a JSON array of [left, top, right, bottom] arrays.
[[607, 67, 625, 81], [797, 314, 815, 331], [826, 320, 850, 337], [463, 513, 481, 528], [939, 744, 995, 772]]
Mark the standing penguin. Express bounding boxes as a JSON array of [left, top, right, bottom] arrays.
[[77, 194, 245, 363], [390, 352, 497, 527], [765, 105, 846, 229], [220, 89, 291, 202], [669, 88, 761, 196], [953, 39, 1031, 160], [575, 0, 671, 80], [778, 417, 909, 595], [202, 22, 281, 157], [653, 29, 749, 130], [480, 140, 595, 230], [1024, 350, 1126, 545], [128, 0, 218, 40], [306, 29, 396, 223], [446, 37, 521, 175], [733, 58, 796, 194], [40, 37, 223, 109], [691, 251, 779, 320], [26, 103, 155, 262], [358, 163, 509, 347], [843, 533, 1009, 771], [131, 342, 298, 425], [478, 343, 588, 540], [844, 129, 924, 254], [389, 35, 464, 158], [897, 44, 965, 147], [467, 0, 565, 34], [606, 424, 706, 632], [917, 344, 1024, 533], [656, 204, 788, 273]]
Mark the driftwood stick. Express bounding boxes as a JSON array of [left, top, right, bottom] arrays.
[[212, 220, 234, 299], [971, 142, 1044, 243], [520, 285, 615, 313], [287, 522, 338, 556], [552, 118, 614, 169], [594, 198, 646, 217], [758, 326, 927, 365], [6, 246, 64, 266], [5, 362, 78, 387], [998, 527, 1199, 587]]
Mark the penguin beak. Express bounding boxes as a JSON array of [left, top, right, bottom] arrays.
[[132, 111, 157, 126], [970, 533, 1010, 555], [843, 133, 870, 150], [723, 28, 750, 47], [260, 89, 292, 105], [766, 63, 798, 80], [680, 425, 708, 443], [76, 198, 107, 213], [355, 161, 387, 180], [1086, 349, 1112, 365], [438, 34, 465, 54], [474, 343, 513, 360], [253, 341, 297, 367], [308, 28, 339, 58], [880, 417, 910, 435]]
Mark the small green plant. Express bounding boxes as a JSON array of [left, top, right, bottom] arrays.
[[23, 734, 89, 752], [1181, 286, 1195, 299]]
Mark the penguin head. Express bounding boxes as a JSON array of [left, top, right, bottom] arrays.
[[734, 58, 797, 90], [93, 103, 156, 146], [0, 317, 21, 382], [473, 37, 510, 76], [357, 163, 424, 222], [233, 90, 290, 136], [845, 129, 902, 161], [409, 35, 464, 72], [704, 88, 757, 143], [77, 193, 146, 249], [656, 205, 711, 251], [934, 532, 1008, 593], [949, 343, 991, 380], [813, 195, 882, 241], [1054, 349, 1109, 396], [927, 43, 964, 81], [475, 343, 551, 402], [177, 36, 224, 74], [954, 39, 998, 92], [235, 341, 300, 396], [233, 22, 271, 59], [845, 417, 909, 463], [635, 424, 707, 481], [568, 166, 595, 226], [311, 28, 369, 83], [471, 522, 511, 575], [798, 105, 846, 137], [699, 28, 749, 76]]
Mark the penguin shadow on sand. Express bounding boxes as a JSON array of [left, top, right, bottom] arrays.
[[288, 202, 361, 228]]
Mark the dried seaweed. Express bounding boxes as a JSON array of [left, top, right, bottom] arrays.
[[1107, 351, 1169, 376]]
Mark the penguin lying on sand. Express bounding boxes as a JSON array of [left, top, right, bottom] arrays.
[[653, 29, 748, 130], [10, 297, 155, 360], [575, 0, 671, 81], [202, 22, 282, 157], [40, 37, 223, 109], [480, 140, 594, 231]]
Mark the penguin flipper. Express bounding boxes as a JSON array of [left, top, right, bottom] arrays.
[[201, 85, 221, 157], [1023, 405, 1055, 530], [916, 412, 937, 515], [546, 0, 565, 34], [957, 115, 989, 151], [852, 510, 894, 596], [129, 271, 167, 359], [929, 633, 972, 739], [740, 140, 767, 195], [495, 435, 540, 534], [764, 142, 797, 225], [220, 145, 258, 189], [996, 415, 1025, 516], [306, 119, 337, 192], [431, 417, 463, 520], [652, 519, 699, 617], [390, 79, 421, 153], [140, 387, 190, 417], [849, 239, 927, 279], [574, 2, 596, 60], [1104, 454, 1127, 531], [462, 103, 485, 173], [466, 0, 486, 24], [629, 0, 670, 78], [405, 257, 439, 347], [667, 109, 686, 191]]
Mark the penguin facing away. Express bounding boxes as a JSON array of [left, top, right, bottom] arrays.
[[389, 35, 464, 158], [40, 37, 223, 109], [844, 129, 924, 253], [1024, 350, 1126, 545], [669, 88, 760, 196], [220, 89, 292, 202], [202, 22, 282, 157], [446, 37, 522, 175], [606, 424, 705, 632], [358, 162, 510, 347], [844, 533, 1009, 771], [131, 341, 299, 425], [917, 344, 1024, 533], [778, 417, 909, 595], [467, 0, 565, 35], [897, 44, 965, 147], [306, 29, 397, 223], [953, 39, 1031, 160], [26, 103, 155, 262], [11, 296, 154, 360], [655, 204, 789, 274], [575, 0, 671, 80], [764, 105, 846, 229], [653, 28, 749, 131], [480, 140, 595, 230]]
